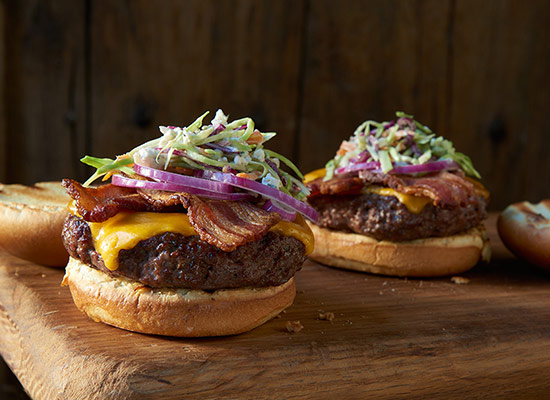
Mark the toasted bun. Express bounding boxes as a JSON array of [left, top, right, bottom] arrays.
[[0, 181, 70, 266], [307, 222, 490, 277], [497, 200, 550, 269], [63, 257, 295, 337]]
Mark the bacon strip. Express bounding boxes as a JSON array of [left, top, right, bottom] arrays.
[[308, 170, 480, 207], [187, 196, 281, 251], [307, 174, 364, 198], [63, 179, 281, 252], [62, 179, 159, 222], [361, 170, 478, 206], [137, 188, 191, 208]]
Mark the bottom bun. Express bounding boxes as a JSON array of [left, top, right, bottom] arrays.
[[63, 257, 295, 337], [307, 223, 490, 277]]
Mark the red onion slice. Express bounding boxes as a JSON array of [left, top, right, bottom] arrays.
[[263, 199, 296, 221], [112, 175, 256, 201], [389, 160, 460, 175], [134, 163, 233, 193], [202, 171, 318, 222]]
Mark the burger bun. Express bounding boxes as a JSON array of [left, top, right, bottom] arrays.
[[63, 257, 296, 337], [498, 200, 550, 269], [0, 181, 70, 266], [307, 222, 490, 277]]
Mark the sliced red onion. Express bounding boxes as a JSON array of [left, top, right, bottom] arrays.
[[201, 171, 318, 222], [263, 199, 296, 221], [134, 163, 233, 193], [112, 175, 256, 201], [350, 151, 368, 164], [335, 161, 380, 175], [389, 160, 460, 175], [212, 124, 225, 134]]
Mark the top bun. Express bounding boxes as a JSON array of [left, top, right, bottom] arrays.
[[0, 181, 70, 266], [498, 200, 550, 269]]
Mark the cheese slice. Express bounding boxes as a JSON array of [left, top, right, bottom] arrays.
[[87, 211, 314, 271], [303, 168, 326, 183], [365, 186, 431, 214], [271, 214, 314, 256]]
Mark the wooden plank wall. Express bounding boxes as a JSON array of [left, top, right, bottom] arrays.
[[1, 0, 549, 210]]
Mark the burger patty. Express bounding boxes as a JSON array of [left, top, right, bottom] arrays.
[[62, 214, 306, 290], [309, 193, 487, 242]]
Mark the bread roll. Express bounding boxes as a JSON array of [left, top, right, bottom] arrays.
[[63, 257, 296, 337], [307, 222, 490, 277], [498, 200, 550, 269], [0, 181, 70, 266]]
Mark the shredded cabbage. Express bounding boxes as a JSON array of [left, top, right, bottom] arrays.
[[80, 109, 310, 200], [324, 111, 481, 179]]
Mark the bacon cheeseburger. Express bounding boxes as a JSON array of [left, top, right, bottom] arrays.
[[61, 110, 317, 337], [305, 112, 490, 277]]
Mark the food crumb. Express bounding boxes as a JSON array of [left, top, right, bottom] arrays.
[[318, 311, 335, 322], [451, 276, 470, 284], [286, 320, 303, 333], [41, 274, 46, 278]]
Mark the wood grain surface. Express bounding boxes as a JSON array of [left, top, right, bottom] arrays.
[[1, 213, 550, 399]]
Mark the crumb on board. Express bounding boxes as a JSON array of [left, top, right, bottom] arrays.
[[318, 311, 335, 322], [285, 320, 303, 333], [451, 276, 470, 284]]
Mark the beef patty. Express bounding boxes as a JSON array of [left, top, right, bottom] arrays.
[[62, 214, 306, 290], [309, 192, 487, 242]]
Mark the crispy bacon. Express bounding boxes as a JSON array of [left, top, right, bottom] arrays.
[[136, 188, 191, 208], [307, 174, 364, 198], [307, 170, 480, 207], [361, 170, 478, 207], [187, 196, 281, 251], [62, 179, 159, 222], [63, 179, 281, 252]]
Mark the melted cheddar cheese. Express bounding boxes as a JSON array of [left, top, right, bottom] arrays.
[[86, 210, 314, 271], [365, 186, 431, 214], [303, 168, 326, 183], [465, 176, 490, 200]]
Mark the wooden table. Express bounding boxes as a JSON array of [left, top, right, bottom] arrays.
[[1, 213, 549, 399]]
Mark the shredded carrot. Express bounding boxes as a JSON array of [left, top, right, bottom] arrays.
[[336, 140, 355, 156], [246, 130, 264, 145], [236, 171, 262, 180]]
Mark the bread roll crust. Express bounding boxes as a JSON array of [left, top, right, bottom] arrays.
[[307, 222, 489, 277], [63, 257, 296, 337], [0, 182, 69, 266], [498, 200, 550, 269]]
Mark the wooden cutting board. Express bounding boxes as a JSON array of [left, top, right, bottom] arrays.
[[1, 213, 550, 399]]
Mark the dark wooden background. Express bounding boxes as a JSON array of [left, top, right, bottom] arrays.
[[1, 0, 550, 211]]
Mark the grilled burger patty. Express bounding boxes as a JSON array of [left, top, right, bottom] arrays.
[[62, 214, 306, 290], [309, 192, 487, 242]]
